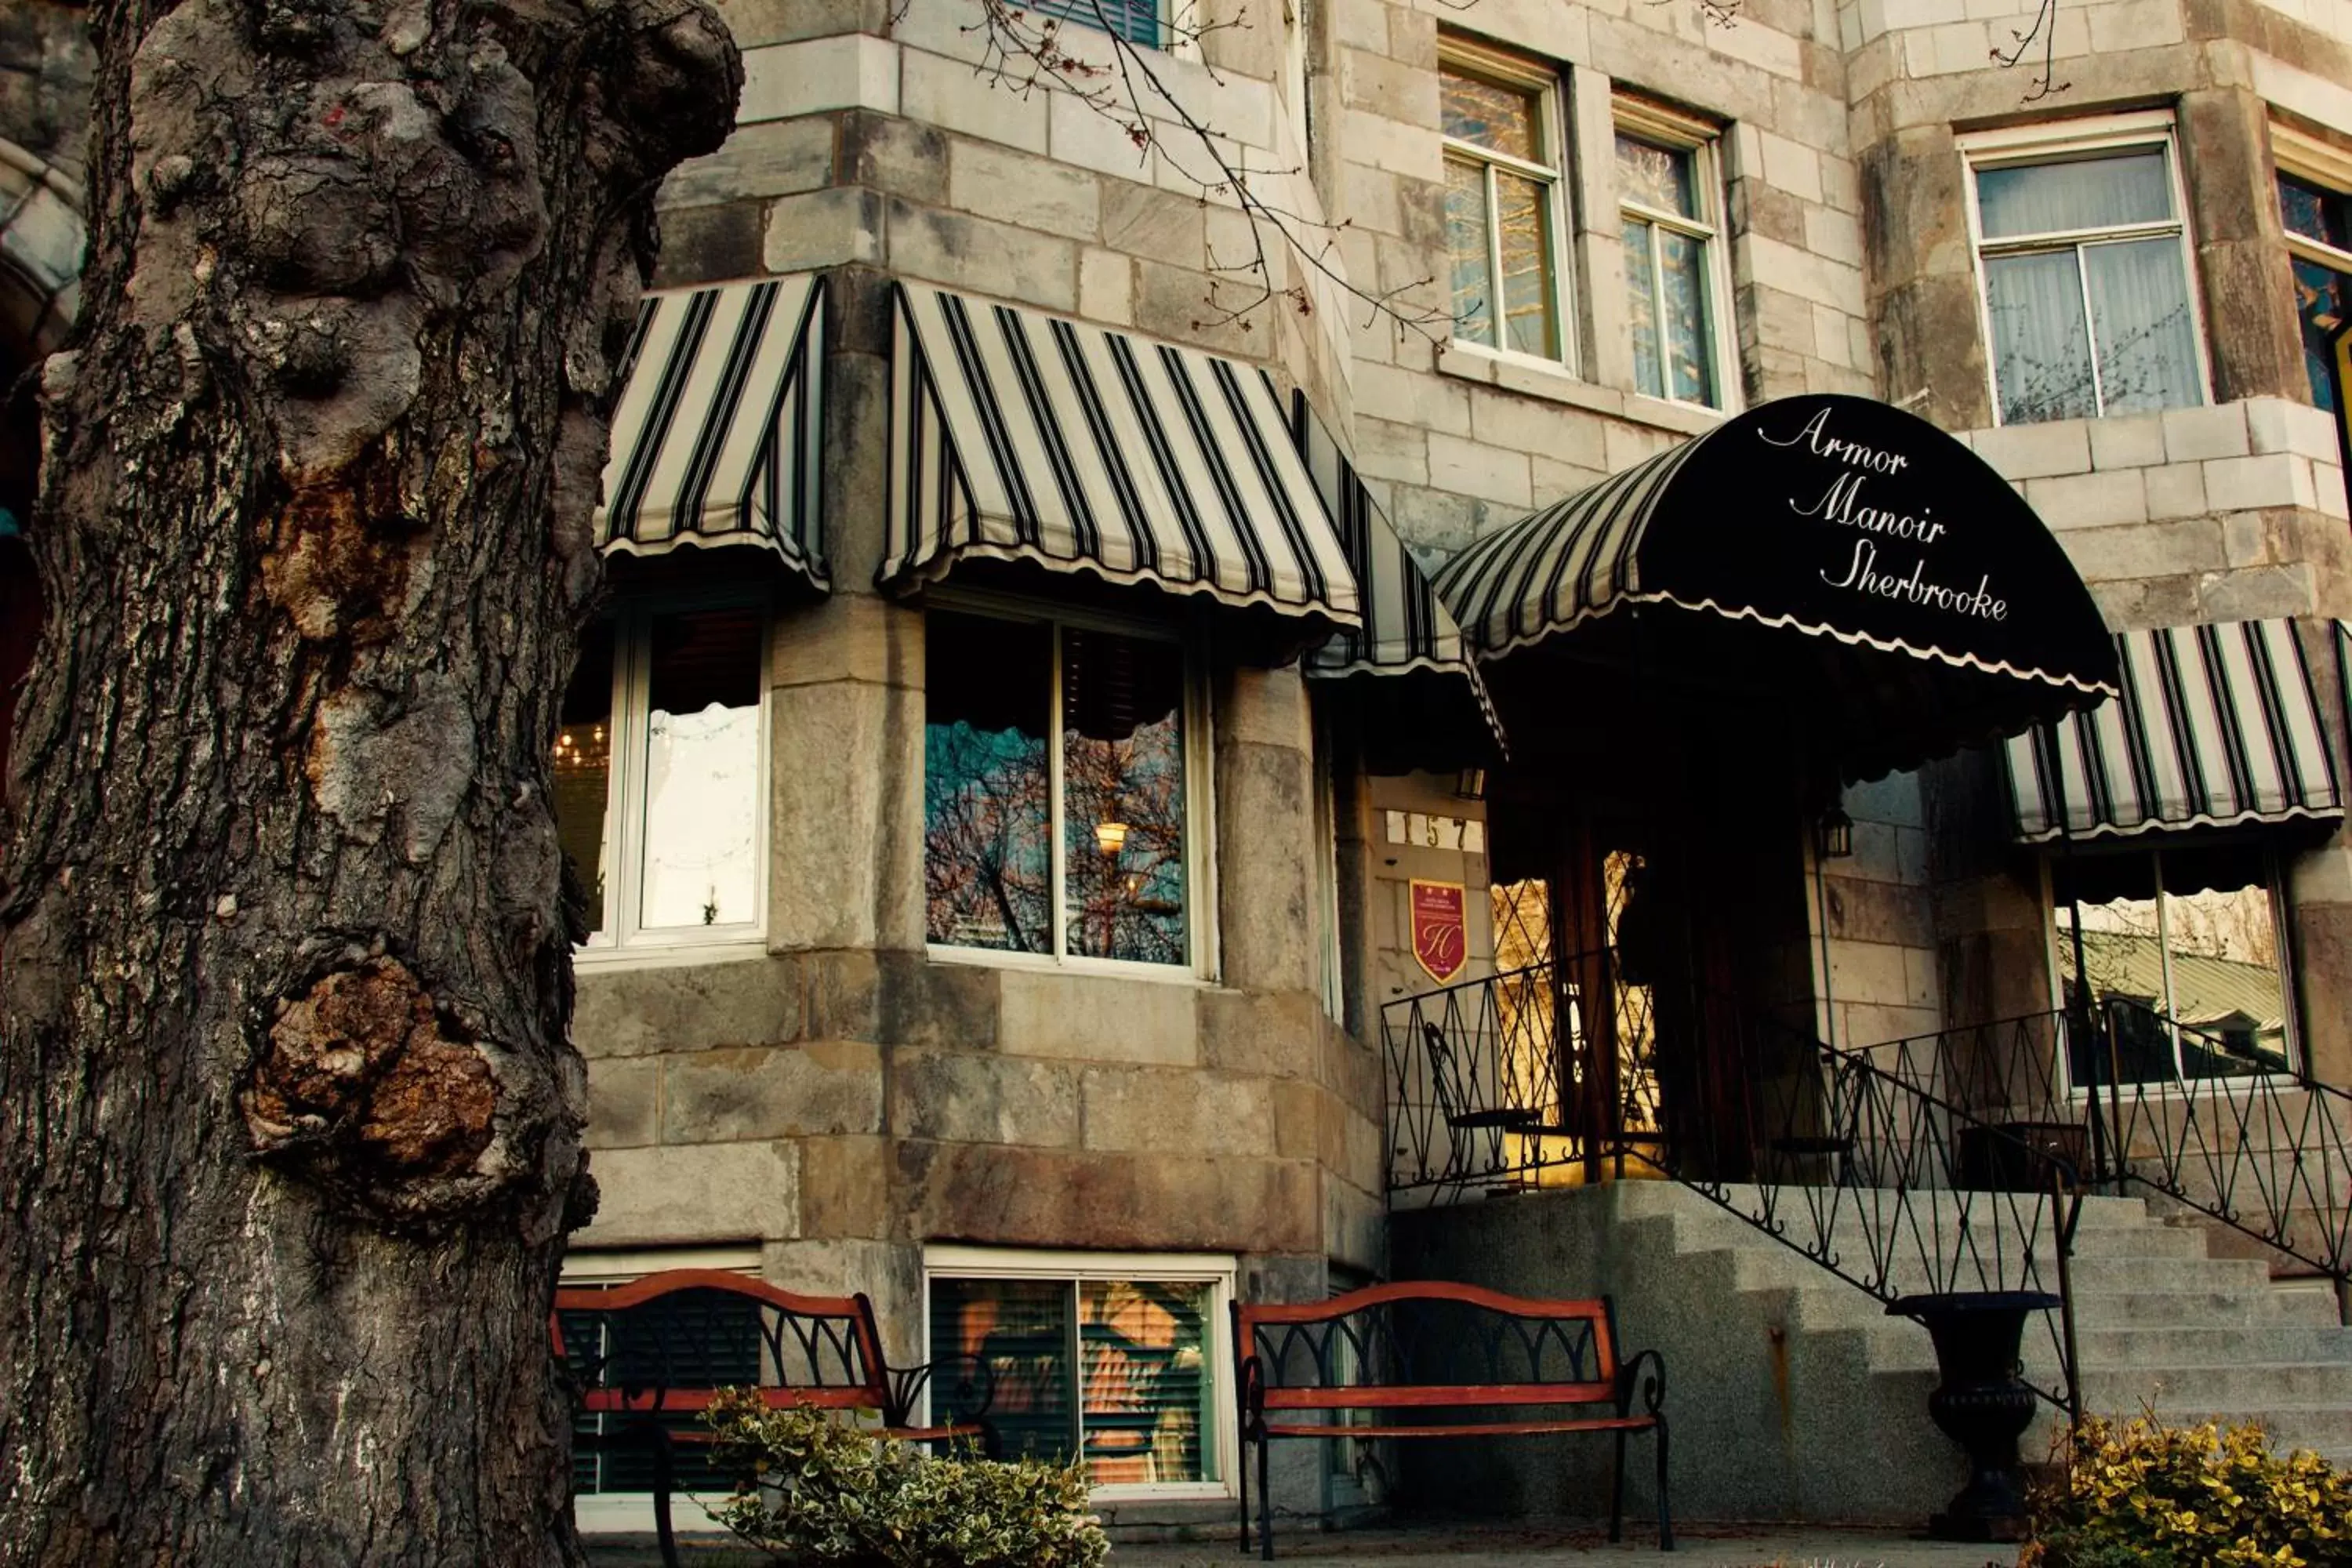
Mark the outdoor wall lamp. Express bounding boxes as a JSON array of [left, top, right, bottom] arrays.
[[1817, 804, 1855, 860], [1094, 820, 1130, 855], [1454, 768, 1487, 801]]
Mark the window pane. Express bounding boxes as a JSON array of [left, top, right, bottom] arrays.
[[1080, 1280, 1216, 1486], [1624, 216, 1663, 397], [2053, 855, 2175, 1087], [638, 608, 764, 931], [1446, 158, 1497, 347], [1029, 0, 1159, 45], [1442, 68, 1540, 162], [1495, 170, 1558, 358], [1657, 227, 1714, 405], [1985, 249, 2099, 423], [1062, 628, 1188, 966], [2083, 236, 2201, 414], [931, 1278, 1077, 1465], [1616, 135, 1695, 218], [2280, 176, 2347, 249], [926, 612, 1053, 953], [1976, 151, 2172, 239], [2292, 254, 2350, 412], [2158, 846, 2290, 1079], [555, 622, 615, 939]]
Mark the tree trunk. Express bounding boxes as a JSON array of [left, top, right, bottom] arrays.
[[0, 0, 738, 1560]]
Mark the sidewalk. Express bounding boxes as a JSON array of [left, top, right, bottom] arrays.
[[586, 1523, 2017, 1566]]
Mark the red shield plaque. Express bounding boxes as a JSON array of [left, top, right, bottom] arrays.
[[1409, 879, 1468, 985]]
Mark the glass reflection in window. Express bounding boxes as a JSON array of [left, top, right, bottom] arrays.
[[1062, 628, 1188, 966], [2280, 176, 2352, 413], [638, 609, 764, 931], [1617, 129, 1719, 407], [925, 612, 1053, 954], [1440, 56, 1563, 361], [2053, 844, 2293, 1087], [554, 622, 615, 938]]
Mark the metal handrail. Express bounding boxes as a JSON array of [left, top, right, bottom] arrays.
[[1846, 1000, 2352, 1315], [1381, 963, 2086, 1416]]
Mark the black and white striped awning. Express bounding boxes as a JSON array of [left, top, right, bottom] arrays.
[[2004, 619, 2342, 841], [1290, 391, 1505, 768], [598, 274, 827, 586], [881, 282, 1359, 630]]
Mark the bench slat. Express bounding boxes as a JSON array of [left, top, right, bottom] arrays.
[[1260, 1415, 1657, 1439], [1262, 1381, 1617, 1409]]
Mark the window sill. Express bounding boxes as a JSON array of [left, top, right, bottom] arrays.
[[575, 938, 771, 975], [1433, 343, 1730, 437], [925, 942, 1215, 987]]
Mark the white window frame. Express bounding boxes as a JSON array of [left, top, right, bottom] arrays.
[[1024, 0, 1200, 58], [2040, 845, 2302, 1098], [1958, 112, 2214, 426], [922, 591, 1218, 982], [559, 1247, 765, 1534], [920, 1245, 1240, 1503], [1439, 40, 1578, 374], [1611, 94, 1738, 414], [571, 595, 772, 967]]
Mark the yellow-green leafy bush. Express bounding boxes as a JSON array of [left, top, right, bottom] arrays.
[[702, 1389, 1109, 1568], [2024, 1414, 2352, 1568]]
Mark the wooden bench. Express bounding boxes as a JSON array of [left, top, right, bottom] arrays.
[[550, 1269, 993, 1568], [1232, 1281, 1671, 1559]]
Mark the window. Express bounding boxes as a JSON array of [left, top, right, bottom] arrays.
[[924, 606, 1200, 971], [1614, 98, 1728, 408], [1029, 0, 1161, 46], [1965, 124, 2206, 424], [924, 1248, 1235, 1495], [554, 604, 768, 953], [1441, 49, 1570, 362], [560, 1249, 764, 1529], [2280, 172, 2352, 412], [2049, 843, 2297, 1089]]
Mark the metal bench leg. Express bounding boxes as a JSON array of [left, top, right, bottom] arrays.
[[1610, 1426, 1628, 1542], [1237, 1432, 1250, 1555], [1258, 1431, 1274, 1561], [648, 1425, 681, 1568], [1653, 1417, 1673, 1552]]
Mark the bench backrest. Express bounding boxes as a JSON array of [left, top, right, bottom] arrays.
[[551, 1268, 889, 1417], [1235, 1281, 1621, 1411]]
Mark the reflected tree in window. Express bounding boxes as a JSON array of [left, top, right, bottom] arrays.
[[1062, 629, 1188, 967], [926, 613, 1053, 953]]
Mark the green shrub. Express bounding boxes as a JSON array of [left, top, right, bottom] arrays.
[[702, 1389, 1109, 1568], [2024, 1413, 2352, 1568]]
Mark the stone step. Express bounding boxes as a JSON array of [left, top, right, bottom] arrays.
[[2078, 1359, 2352, 1409], [2093, 1404, 2352, 1462], [1628, 1182, 2153, 1230], [2062, 1285, 2316, 1327], [2071, 1323, 2352, 1366], [1657, 1206, 2205, 1265]]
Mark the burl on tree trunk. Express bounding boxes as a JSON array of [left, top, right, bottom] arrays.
[[0, 0, 738, 1559]]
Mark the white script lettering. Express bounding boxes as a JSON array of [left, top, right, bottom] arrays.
[[1790, 470, 1947, 545], [1820, 539, 2008, 620], [1756, 407, 1911, 476]]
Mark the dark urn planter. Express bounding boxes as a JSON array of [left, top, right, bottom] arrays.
[[1887, 1290, 2059, 1544]]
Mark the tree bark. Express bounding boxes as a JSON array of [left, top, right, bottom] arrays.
[[0, 0, 739, 1560]]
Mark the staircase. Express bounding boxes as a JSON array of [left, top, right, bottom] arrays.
[[1392, 1178, 2352, 1523]]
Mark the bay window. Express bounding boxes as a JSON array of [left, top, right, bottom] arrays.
[[924, 605, 1200, 971], [1965, 121, 2207, 424], [1441, 47, 1570, 363], [924, 1248, 1234, 1494], [1614, 97, 1729, 409], [2050, 842, 2297, 1088], [554, 604, 769, 953]]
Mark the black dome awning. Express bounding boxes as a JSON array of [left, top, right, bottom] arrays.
[[1431, 394, 2122, 779]]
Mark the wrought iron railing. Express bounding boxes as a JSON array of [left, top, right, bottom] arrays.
[[1381, 960, 2087, 1414], [1853, 1002, 2352, 1309]]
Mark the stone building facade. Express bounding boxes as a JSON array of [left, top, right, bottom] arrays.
[[12, 0, 2352, 1532]]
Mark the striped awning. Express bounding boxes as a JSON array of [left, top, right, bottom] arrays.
[[1290, 391, 1506, 768], [881, 282, 1359, 630], [597, 274, 827, 586], [2004, 619, 2343, 841]]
